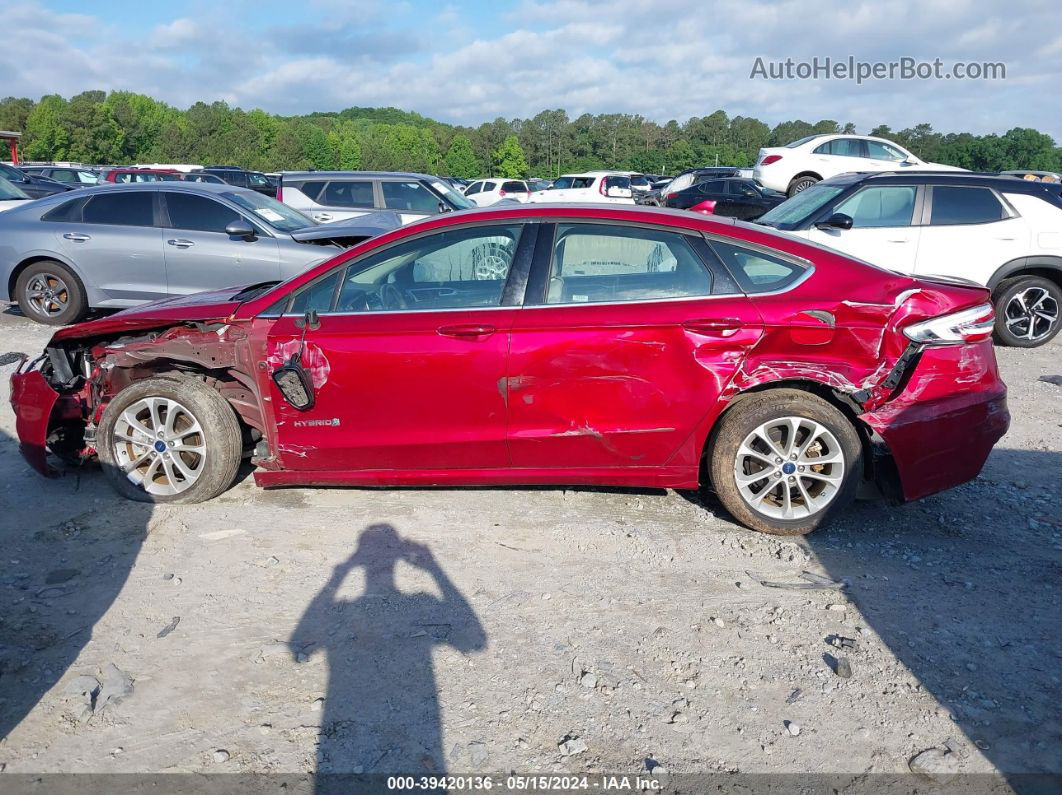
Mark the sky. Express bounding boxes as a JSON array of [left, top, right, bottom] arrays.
[[5, 0, 1062, 139]]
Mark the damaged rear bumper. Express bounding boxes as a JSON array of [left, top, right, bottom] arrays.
[[860, 340, 1009, 501], [10, 355, 60, 477]]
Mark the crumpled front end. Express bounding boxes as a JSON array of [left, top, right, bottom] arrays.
[[860, 339, 1009, 501]]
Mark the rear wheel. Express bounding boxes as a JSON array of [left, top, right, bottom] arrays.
[[787, 175, 819, 197], [707, 390, 862, 535], [993, 275, 1061, 347], [97, 376, 242, 504], [15, 260, 87, 325]]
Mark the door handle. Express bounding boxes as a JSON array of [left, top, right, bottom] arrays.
[[167, 239, 195, 248], [886, 238, 909, 243], [437, 324, 496, 338], [63, 232, 90, 242], [683, 318, 743, 337]]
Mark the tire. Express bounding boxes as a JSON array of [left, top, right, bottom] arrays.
[[992, 275, 1061, 348], [15, 260, 88, 326], [706, 389, 862, 536], [97, 376, 243, 504], [787, 175, 819, 197]]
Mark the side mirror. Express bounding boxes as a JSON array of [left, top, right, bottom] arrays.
[[438, 201, 452, 214], [816, 212, 853, 231], [271, 353, 315, 411], [225, 221, 256, 240], [272, 309, 320, 410]]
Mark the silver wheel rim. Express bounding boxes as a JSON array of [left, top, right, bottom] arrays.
[[112, 397, 207, 496], [26, 272, 71, 318], [1004, 287, 1059, 342], [733, 416, 846, 520]]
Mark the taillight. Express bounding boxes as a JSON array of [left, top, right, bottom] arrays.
[[903, 303, 995, 345], [499, 190, 506, 197], [599, 179, 607, 196], [666, 193, 678, 201], [760, 155, 783, 166], [276, 185, 283, 202]]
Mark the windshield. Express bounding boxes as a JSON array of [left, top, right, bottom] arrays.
[[430, 180, 474, 210], [666, 172, 695, 194], [0, 175, 30, 200], [756, 184, 847, 228], [224, 191, 316, 232]]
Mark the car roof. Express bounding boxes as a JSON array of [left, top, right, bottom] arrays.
[[57, 181, 257, 198], [281, 171, 437, 180], [817, 170, 1060, 193]]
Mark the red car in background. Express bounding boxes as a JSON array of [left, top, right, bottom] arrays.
[[10, 204, 1008, 535], [96, 167, 184, 183]]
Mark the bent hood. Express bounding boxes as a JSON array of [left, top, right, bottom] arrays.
[[50, 284, 269, 341]]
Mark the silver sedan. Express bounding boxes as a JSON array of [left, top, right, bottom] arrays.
[[0, 182, 349, 325]]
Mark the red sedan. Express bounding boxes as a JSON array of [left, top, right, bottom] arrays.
[[10, 204, 1008, 535]]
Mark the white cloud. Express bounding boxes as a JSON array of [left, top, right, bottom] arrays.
[[3, 0, 1060, 140]]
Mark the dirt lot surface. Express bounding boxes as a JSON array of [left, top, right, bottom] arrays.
[[0, 306, 1059, 791]]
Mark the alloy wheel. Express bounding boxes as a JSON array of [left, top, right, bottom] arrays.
[[25, 272, 71, 319], [1004, 287, 1059, 343], [733, 416, 846, 520], [111, 397, 207, 496]]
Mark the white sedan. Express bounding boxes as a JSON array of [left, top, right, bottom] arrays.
[[753, 134, 963, 196], [527, 172, 635, 204]]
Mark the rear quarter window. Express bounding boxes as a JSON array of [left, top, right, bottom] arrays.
[[929, 186, 1005, 225], [709, 240, 807, 294], [41, 197, 85, 222]]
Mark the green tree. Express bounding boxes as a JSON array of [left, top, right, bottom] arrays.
[[492, 135, 528, 178], [24, 94, 70, 160], [442, 134, 480, 178]]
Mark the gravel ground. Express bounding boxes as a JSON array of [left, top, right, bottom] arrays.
[[0, 305, 1059, 790]]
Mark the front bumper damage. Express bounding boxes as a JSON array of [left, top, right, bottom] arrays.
[[10, 355, 61, 476]]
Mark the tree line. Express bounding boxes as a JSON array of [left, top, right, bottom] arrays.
[[1, 91, 1060, 179]]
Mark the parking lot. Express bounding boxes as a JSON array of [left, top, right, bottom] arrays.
[[0, 304, 1058, 785]]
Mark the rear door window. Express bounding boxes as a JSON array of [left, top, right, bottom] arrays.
[[164, 192, 243, 233], [833, 186, 917, 228], [545, 223, 711, 304], [465, 181, 483, 195], [321, 181, 375, 208], [929, 186, 1005, 225], [82, 192, 155, 226], [381, 181, 440, 213]]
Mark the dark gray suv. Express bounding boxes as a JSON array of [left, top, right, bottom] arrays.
[[279, 171, 474, 225]]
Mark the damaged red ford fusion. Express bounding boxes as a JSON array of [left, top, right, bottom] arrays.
[[10, 204, 1009, 535]]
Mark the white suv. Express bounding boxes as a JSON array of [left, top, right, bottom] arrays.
[[527, 172, 634, 204], [463, 178, 531, 206], [755, 172, 1062, 347], [754, 134, 963, 197]]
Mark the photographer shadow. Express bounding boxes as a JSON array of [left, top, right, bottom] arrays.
[[291, 523, 486, 790]]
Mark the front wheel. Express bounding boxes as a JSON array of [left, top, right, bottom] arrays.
[[993, 275, 1061, 347], [707, 390, 862, 535], [97, 376, 243, 503]]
